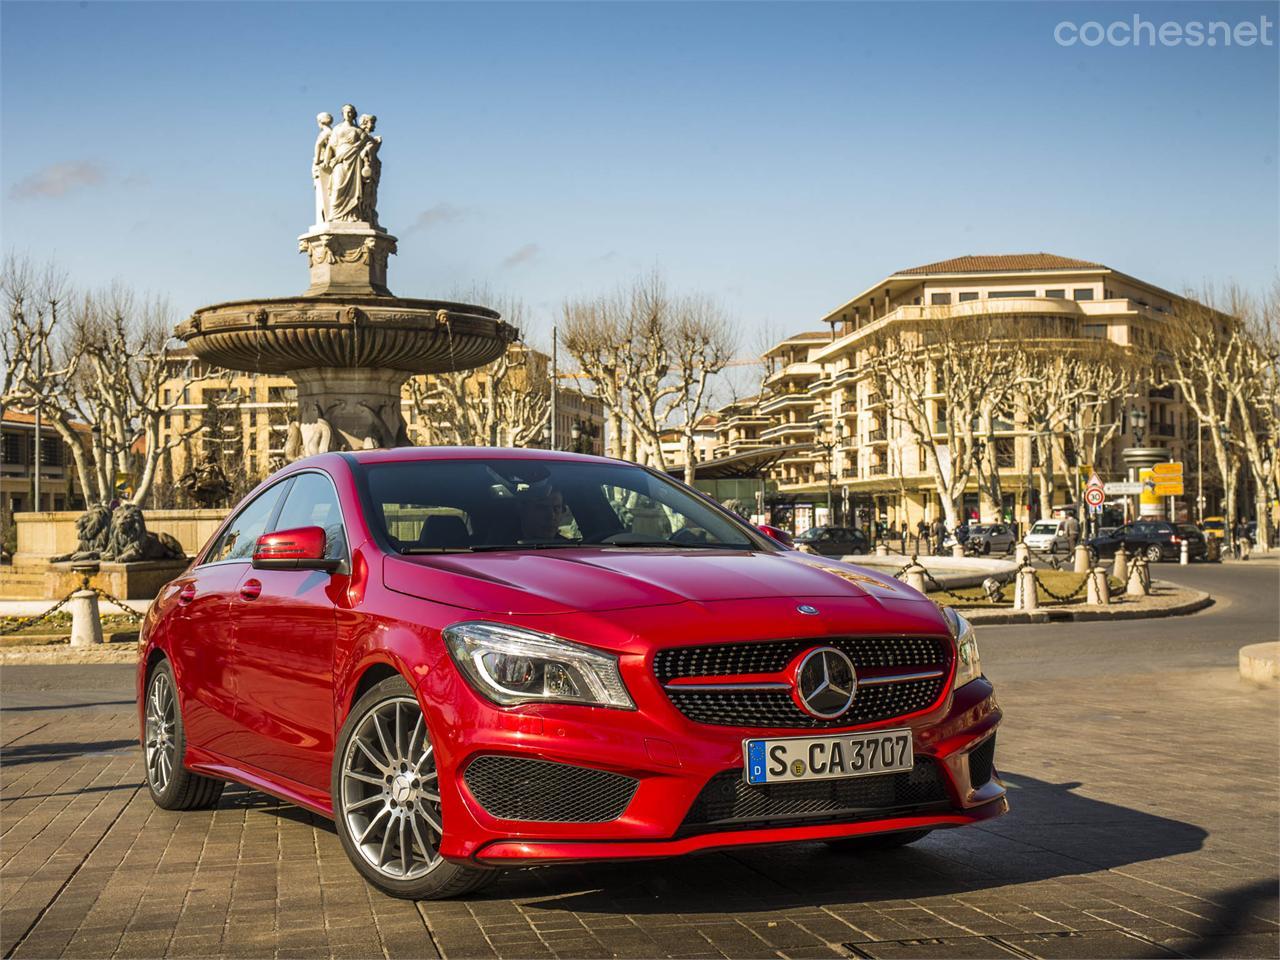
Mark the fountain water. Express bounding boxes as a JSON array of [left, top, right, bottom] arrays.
[[177, 105, 517, 454]]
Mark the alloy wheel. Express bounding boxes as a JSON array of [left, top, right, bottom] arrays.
[[144, 671, 177, 793], [340, 696, 443, 881]]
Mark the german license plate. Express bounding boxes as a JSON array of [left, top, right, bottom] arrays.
[[743, 728, 913, 785]]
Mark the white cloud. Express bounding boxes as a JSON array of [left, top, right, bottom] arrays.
[[10, 161, 106, 199], [406, 202, 467, 232], [501, 243, 540, 268]]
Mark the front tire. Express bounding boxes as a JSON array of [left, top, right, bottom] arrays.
[[826, 829, 932, 852], [332, 675, 497, 900], [1145, 544, 1162, 562], [143, 659, 225, 810]]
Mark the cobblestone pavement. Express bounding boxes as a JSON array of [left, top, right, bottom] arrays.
[[2, 565, 1277, 960]]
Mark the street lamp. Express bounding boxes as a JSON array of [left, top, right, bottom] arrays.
[[819, 418, 845, 525], [1129, 406, 1147, 447]]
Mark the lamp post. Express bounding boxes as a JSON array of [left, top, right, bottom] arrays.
[[818, 419, 845, 526], [1121, 404, 1166, 521]]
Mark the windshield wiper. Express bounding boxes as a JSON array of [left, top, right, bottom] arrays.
[[398, 546, 477, 555], [467, 542, 588, 552], [602, 540, 753, 550]]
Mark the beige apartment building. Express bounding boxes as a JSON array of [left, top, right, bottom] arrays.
[[715, 254, 1194, 532]]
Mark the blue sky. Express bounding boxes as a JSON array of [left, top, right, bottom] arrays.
[[2, 1, 1277, 348]]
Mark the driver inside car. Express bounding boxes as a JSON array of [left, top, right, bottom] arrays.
[[515, 481, 570, 541]]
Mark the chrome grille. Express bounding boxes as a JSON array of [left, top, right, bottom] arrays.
[[655, 636, 952, 729]]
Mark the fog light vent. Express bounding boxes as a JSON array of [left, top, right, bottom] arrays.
[[968, 734, 996, 787], [463, 755, 637, 823]]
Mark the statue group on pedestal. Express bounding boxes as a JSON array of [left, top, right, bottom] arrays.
[[312, 104, 382, 227]]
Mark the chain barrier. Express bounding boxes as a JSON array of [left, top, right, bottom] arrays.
[[0, 584, 143, 637], [0, 590, 78, 636], [1029, 566, 1091, 602], [93, 587, 144, 622]]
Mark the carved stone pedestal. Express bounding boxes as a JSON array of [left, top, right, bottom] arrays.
[[295, 367, 411, 453], [299, 221, 398, 296]]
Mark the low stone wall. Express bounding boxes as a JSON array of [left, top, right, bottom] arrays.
[[14, 508, 227, 561]]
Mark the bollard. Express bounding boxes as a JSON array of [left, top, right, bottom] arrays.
[[875, 542, 889, 557], [1126, 556, 1149, 597], [1073, 544, 1090, 573], [1014, 566, 1039, 611], [903, 565, 927, 594], [1087, 566, 1111, 605], [1180, 539, 1188, 565], [1014, 542, 1029, 566], [1112, 545, 1128, 583], [69, 589, 104, 647], [951, 543, 965, 559]]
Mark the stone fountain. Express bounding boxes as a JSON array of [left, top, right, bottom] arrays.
[[176, 105, 518, 453]]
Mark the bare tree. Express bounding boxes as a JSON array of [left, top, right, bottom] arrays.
[[864, 311, 1020, 528], [561, 273, 736, 479], [407, 299, 550, 448], [1162, 286, 1256, 545]]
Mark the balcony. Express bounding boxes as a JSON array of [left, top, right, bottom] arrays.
[[759, 392, 818, 415], [869, 463, 888, 476], [866, 427, 887, 443], [759, 421, 818, 443]]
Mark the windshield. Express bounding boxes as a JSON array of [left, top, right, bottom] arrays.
[[1030, 523, 1058, 535], [360, 458, 760, 553]]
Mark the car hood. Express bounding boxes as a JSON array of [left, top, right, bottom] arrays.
[[382, 548, 923, 615]]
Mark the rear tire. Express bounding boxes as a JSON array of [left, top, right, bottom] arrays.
[[332, 674, 498, 900], [1145, 544, 1162, 562], [143, 659, 225, 810], [826, 829, 932, 852]]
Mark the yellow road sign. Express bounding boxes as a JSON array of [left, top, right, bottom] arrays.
[[1153, 480, 1184, 497], [1151, 461, 1183, 477]]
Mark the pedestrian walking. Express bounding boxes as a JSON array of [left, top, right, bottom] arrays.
[[1064, 514, 1080, 551], [1235, 519, 1252, 561], [916, 519, 929, 554], [932, 517, 947, 555]]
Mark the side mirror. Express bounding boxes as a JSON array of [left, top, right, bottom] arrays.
[[253, 526, 340, 572], [757, 523, 795, 549]]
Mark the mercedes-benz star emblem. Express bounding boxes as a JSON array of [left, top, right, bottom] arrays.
[[791, 646, 857, 719], [796, 604, 819, 615]]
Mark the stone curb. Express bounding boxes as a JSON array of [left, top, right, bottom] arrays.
[[1239, 642, 1280, 684], [960, 585, 1213, 625]]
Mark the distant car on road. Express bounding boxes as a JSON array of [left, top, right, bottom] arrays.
[[946, 523, 1015, 555], [1023, 519, 1069, 554], [1086, 521, 1208, 562], [1201, 516, 1227, 541], [793, 525, 870, 556]]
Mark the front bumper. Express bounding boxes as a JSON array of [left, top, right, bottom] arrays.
[[417, 659, 1005, 865]]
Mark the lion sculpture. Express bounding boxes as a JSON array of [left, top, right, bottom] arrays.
[[50, 503, 114, 563], [102, 503, 186, 563]]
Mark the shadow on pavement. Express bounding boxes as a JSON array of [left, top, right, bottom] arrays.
[[505, 771, 1209, 911], [1, 739, 138, 766], [0, 699, 135, 712]]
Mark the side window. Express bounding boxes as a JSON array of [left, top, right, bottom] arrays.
[[274, 472, 348, 560], [206, 482, 288, 564]]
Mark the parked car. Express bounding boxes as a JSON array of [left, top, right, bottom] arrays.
[[1023, 518, 1069, 554], [137, 449, 1005, 900], [1085, 520, 1208, 562], [946, 523, 1015, 555], [1201, 516, 1227, 541], [792, 525, 870, 556]]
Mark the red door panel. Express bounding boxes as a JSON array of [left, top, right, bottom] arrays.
[[229, 566, 338, 790], [167, 564, 244, 755]]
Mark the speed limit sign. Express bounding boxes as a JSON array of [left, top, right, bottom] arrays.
[[1085, 485, 1105, 507]]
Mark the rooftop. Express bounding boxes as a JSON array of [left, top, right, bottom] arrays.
[[895, 253, 1105, 276]]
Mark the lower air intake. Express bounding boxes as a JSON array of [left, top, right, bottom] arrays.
[[967, 734, 996, 787], [681, 757, 950, 833], [463, 755, 638, 823]]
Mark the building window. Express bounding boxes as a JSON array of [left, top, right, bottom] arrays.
[[1082, 324, 1107, 338], [930, 293, 952, 305], [2, 432, 24, 465], [40, 437, 63, 467], [1073, 288, 1095, 300], [988, 290, 1035, 299], [958, 291, 980, 302], [1045, 289, 1066, 298]]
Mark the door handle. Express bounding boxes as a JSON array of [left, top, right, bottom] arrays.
[[178, 584, 196, 605], [239, 579, 262, 601]]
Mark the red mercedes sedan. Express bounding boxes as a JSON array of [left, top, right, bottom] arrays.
[[137, 449, 1004, 899]]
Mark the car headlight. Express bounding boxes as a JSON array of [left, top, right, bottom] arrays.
[[442, 621, 635, 709], [942, 607, 982, 688]]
